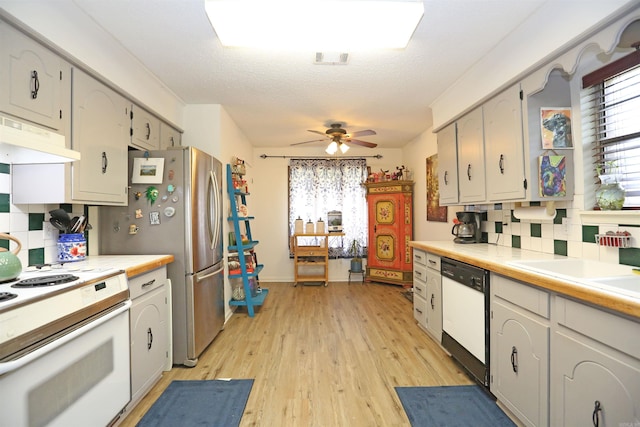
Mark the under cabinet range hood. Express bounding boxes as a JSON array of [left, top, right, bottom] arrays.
[[0, 115, 80, 163]]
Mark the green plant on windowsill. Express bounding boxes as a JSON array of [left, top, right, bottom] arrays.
[[348, 239, 364, 273]]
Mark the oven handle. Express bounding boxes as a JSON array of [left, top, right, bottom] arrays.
[[0, 301, 131, 376]]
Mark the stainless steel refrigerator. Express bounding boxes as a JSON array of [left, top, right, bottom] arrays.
[[99, 146, 224, 367]]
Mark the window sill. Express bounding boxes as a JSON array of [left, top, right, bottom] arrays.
[[579, 210, 640, 225]]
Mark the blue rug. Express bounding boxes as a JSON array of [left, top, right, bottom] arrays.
[[137, 379, 254, 427], [396, 385, 516, 426]]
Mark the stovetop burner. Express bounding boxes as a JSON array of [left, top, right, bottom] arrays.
[[11, 274, 79, 288], [0, 292, 17, 302]]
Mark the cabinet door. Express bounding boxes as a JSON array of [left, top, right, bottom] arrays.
[[552, 332, 640, 427], [437, 122, 459, 205], [425, 269, 442, 342], [457, 106, 486, 203], [485, 85, 526, 201], [131, 105, 160, 151], [160, 121, 181, 149], [130, 285, 168, 404], [492, 300, 549, 427], [0, 22, 68, 131], [72, 68, 128, 204]]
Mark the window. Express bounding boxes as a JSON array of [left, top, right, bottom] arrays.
[[582, 48, 640, 208], [288, 158, 368, 257]]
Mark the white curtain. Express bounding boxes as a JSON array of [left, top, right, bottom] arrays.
[[288, 159, 368, 257]]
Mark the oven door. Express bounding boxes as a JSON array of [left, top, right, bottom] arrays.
[[0, 302, 131, 427]]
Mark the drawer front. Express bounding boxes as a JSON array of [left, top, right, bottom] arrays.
[[413, 249, 427, 266], [413, 293, 428, 327], [492, 273, 549, 319], [129, 267, 166, 300], [413, 262, 428, 291], [413, 274, 428, 299], [426, 253, 441, 271]]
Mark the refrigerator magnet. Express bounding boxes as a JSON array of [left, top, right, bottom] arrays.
[[132, 157, 165, 184], [149, 211, 161, 225]]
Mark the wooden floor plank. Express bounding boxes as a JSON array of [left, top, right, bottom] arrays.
[[118, 282, 474, 426]]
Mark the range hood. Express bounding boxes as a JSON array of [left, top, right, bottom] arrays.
[[0, 115, 80, 164]]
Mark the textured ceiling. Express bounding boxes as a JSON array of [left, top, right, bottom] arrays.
[[18, 1, 556, 148]]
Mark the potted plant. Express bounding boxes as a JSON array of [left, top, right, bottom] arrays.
[[348, 239, 364, 273]]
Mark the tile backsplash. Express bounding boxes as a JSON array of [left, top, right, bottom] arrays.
[[1, 163, 88, 267], [481, 201, 640, 268]]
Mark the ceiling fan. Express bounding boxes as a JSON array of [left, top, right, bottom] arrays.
[[291, 123, 377, 154]]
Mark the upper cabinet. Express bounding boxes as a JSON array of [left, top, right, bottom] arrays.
[[484, 85, 526, 201], [131, 105, 160, 151], [437, 122, 459, 205], [160, 121, 182, 149], [0, 21, 70, 133], [456, 106, 486, 204]]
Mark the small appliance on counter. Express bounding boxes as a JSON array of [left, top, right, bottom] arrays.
[[452, 211, 482, 243], [327, 210, 343, 232]]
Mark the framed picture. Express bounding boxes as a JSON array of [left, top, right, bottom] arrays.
[[538, 155, 567, 197], [426, 154, 448, 222], [131, 157, 165, 184], [541, 107, 572, 149]]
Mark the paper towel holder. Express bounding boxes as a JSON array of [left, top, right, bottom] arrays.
[[513, 201, 557, 220]]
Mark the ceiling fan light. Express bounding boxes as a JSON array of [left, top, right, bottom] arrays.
[[326, 141, 338, 155], [204, 1, 424, 50], [339, 142, 350, 154]]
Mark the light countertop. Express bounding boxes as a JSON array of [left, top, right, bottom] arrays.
[[409, 241, 640, 319], [28, 254, 175, 278]]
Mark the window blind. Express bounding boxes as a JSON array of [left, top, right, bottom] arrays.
[[582, 49, 640, 208]]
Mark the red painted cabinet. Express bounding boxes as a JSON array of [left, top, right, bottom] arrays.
[[364, 181, 414, 286]]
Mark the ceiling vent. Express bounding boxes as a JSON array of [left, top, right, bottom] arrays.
[[314, 52, 350, 65]]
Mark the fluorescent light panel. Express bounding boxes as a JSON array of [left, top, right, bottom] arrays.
[[204, 0, 424, 50]]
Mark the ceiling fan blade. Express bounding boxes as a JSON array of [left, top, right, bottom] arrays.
[[307, 129, 328, 136], [348, 129, 376, 138], [346, 139, 377, 148], [290, 138, 327, 146]]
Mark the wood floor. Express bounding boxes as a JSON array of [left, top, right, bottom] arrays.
[[118, 281, 474, 426]]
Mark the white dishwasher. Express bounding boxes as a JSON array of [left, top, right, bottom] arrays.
[[441, 257, 490, 388]]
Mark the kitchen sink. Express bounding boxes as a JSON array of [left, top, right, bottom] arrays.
[[586, 276, 640, 298], [508, 258, 639, 298], [507, 258, 635, 279]]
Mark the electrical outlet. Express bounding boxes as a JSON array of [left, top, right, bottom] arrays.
[[43, 221, 57, 241], [502, 209, 511, 226]]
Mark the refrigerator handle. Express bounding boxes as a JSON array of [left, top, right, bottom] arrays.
[[208, 170, 221, 251], [196, 266, 224, 282]]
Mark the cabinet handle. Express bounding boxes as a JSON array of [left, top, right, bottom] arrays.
[[467, 164, 472, 180], [415, 271, 422, 279], [31, 70, 40, 99], [170, 136, 175, 147], [147, 327, 153, 350], [430, 293, 435, 309], [428, 259, 436, 266], [415, 285, 423, 293], [141, 279, 156, 288], [101, 152, 108, 174], [499, 154, 505, 174], [592, 400, 601, 427], [415, 254, 424, 262], [444, 170, 449, 185], [510, 346, 518, 373], [145, 122, 151, 140], [415, 308, 423, 314]]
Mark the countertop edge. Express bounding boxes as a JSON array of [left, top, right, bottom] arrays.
[[124, 255, 175, 278], [410, 242, 640, 320]]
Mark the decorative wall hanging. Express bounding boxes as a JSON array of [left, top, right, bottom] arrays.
[[538, 155, 567, 197], [540, 107, 572, 149], [426, 154, 448, 222]]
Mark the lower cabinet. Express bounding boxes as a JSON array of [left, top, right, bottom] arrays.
[[128, 267, 171, 407], [412, 249, 442, 342], [551, 297, 640, 427], [491, 274, 550, 427]]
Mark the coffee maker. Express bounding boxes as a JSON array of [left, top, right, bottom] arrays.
[[452, 211, 482, 244]]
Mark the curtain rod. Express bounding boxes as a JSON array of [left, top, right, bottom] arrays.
[[259, 154, 383, 159]]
